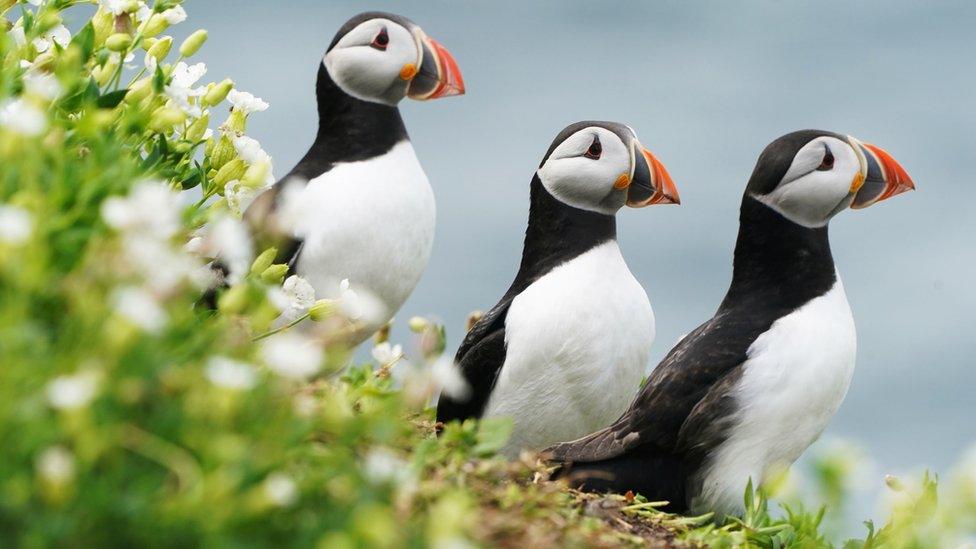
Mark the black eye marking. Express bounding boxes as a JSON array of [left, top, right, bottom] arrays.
[[370, 27, 389, 50], [817, 146, 834, 171], [583, 135, 602, 159]]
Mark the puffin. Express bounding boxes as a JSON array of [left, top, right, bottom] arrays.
[[243, 12, 465, 344], [437, 121, 681, 457], [545, 129, 915, 516]]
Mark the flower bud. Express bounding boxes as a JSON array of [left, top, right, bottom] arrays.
[[218, 284, 250, 315], [884, 474, 904, 492], [309, 299, 337, 322], [408, 316, 429, 333], [114, 13, 133, 35], [210, 135, 235, 169], [142, 14, 168, 38], [203, 78, 234, 107], [213, 158, 246, 186], [37, 12, 63, 34], [125, 77, 153, 104], [92, 9, 114, 45], [149, 106, 186, 132], [465, 310, 484, 332], [250, 247, 278, 276], [226, 109, 247, 133], [120, 0, 140, 12], [185, 113, 210, 142], [375, 323, 392, 345], [260, 264, 289, 285], [179, 29, 208, 58], [241, 161, 269, 189], [146, 36, 172, 62], [106, 33, 133, 52], [30, 53, 56, 72], [93, 58, 119, 86]]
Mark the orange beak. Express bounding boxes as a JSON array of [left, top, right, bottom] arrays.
[[407, 31, 465, 100], [849, 137, 915, 209], [625, 142, 680, 207]]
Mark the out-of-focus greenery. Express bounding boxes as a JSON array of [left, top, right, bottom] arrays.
[[1, 1, 974, 547]]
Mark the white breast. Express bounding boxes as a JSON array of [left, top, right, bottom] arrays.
[[695, 275, 857, 514], [483, 241, 655, 457], [293, 141, 435, 342]]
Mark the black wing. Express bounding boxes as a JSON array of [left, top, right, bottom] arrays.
[[545, 305, 760, 463], [435, 297, 514, 424]]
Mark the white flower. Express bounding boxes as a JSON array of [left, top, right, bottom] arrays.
[[8, 26, 26, 47], [24, 72, 62, 100], [32, 24, 71, 53], [232, 135, 271, 165], [0, 98, 47, 136], [371, 342, 402, 366], [122, 233, 209, 294], [208, 216, 253, 285], [36, 446, 75, 484], [363, 448, 406, 483], [278, 275, 315, 321], [227, 89, 269, 114], [338, 279, 386, 325], [112, 286, 167, 332], [101, 180, 182, 238], [272, 178, 309, 235], [161, 5, 187, 24], [231, 135, 275, 187], [184, 216, 254, 287], [99, 0, 137, 15], [431, 356, 470, 400], [46, 371, 99, 410], [260, 332, 323, 380], [0, 204, 33, 244], [292, 394, 318, 417], [263, 472, 298, 506], [165, 62, 207, 117], [206, 357, 258, 390], [224, 179, 256, 217]]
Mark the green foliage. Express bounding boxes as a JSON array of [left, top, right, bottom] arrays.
[[1, 1, 974, 547]]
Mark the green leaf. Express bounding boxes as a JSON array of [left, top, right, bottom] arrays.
[[97, 89, 129, 109], [153, 65, 166, 94], [179, 170, 201, 190], [71, 22, 96, 62], [472, 417, 513, 456]]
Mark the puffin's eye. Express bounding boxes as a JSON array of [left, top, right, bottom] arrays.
[[584, 136, 602, 159], [370, 27, 390, 51], [817, 147, 834, 171]]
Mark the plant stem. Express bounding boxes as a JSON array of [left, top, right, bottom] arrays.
[[253, 313, 309, 341]]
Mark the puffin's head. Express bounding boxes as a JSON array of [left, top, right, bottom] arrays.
[[748, 129, 915, 227], [323, 12, 465, 106], [536, 121, 680, 215]]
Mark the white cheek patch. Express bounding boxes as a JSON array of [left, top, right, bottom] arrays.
[[324, 20, 416, 105], [756, 137, 861, 228], [537, 128, 632, 214]]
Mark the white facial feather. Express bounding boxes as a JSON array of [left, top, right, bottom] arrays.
[[755, 136, 860, 228], [324, 19, 418, 105], [537, 127, 632, 214]]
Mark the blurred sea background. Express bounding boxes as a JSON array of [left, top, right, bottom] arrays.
[[142, 0, 974, 528]]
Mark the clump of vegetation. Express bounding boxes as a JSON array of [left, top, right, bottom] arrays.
[[1, 1, 973, 546]]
